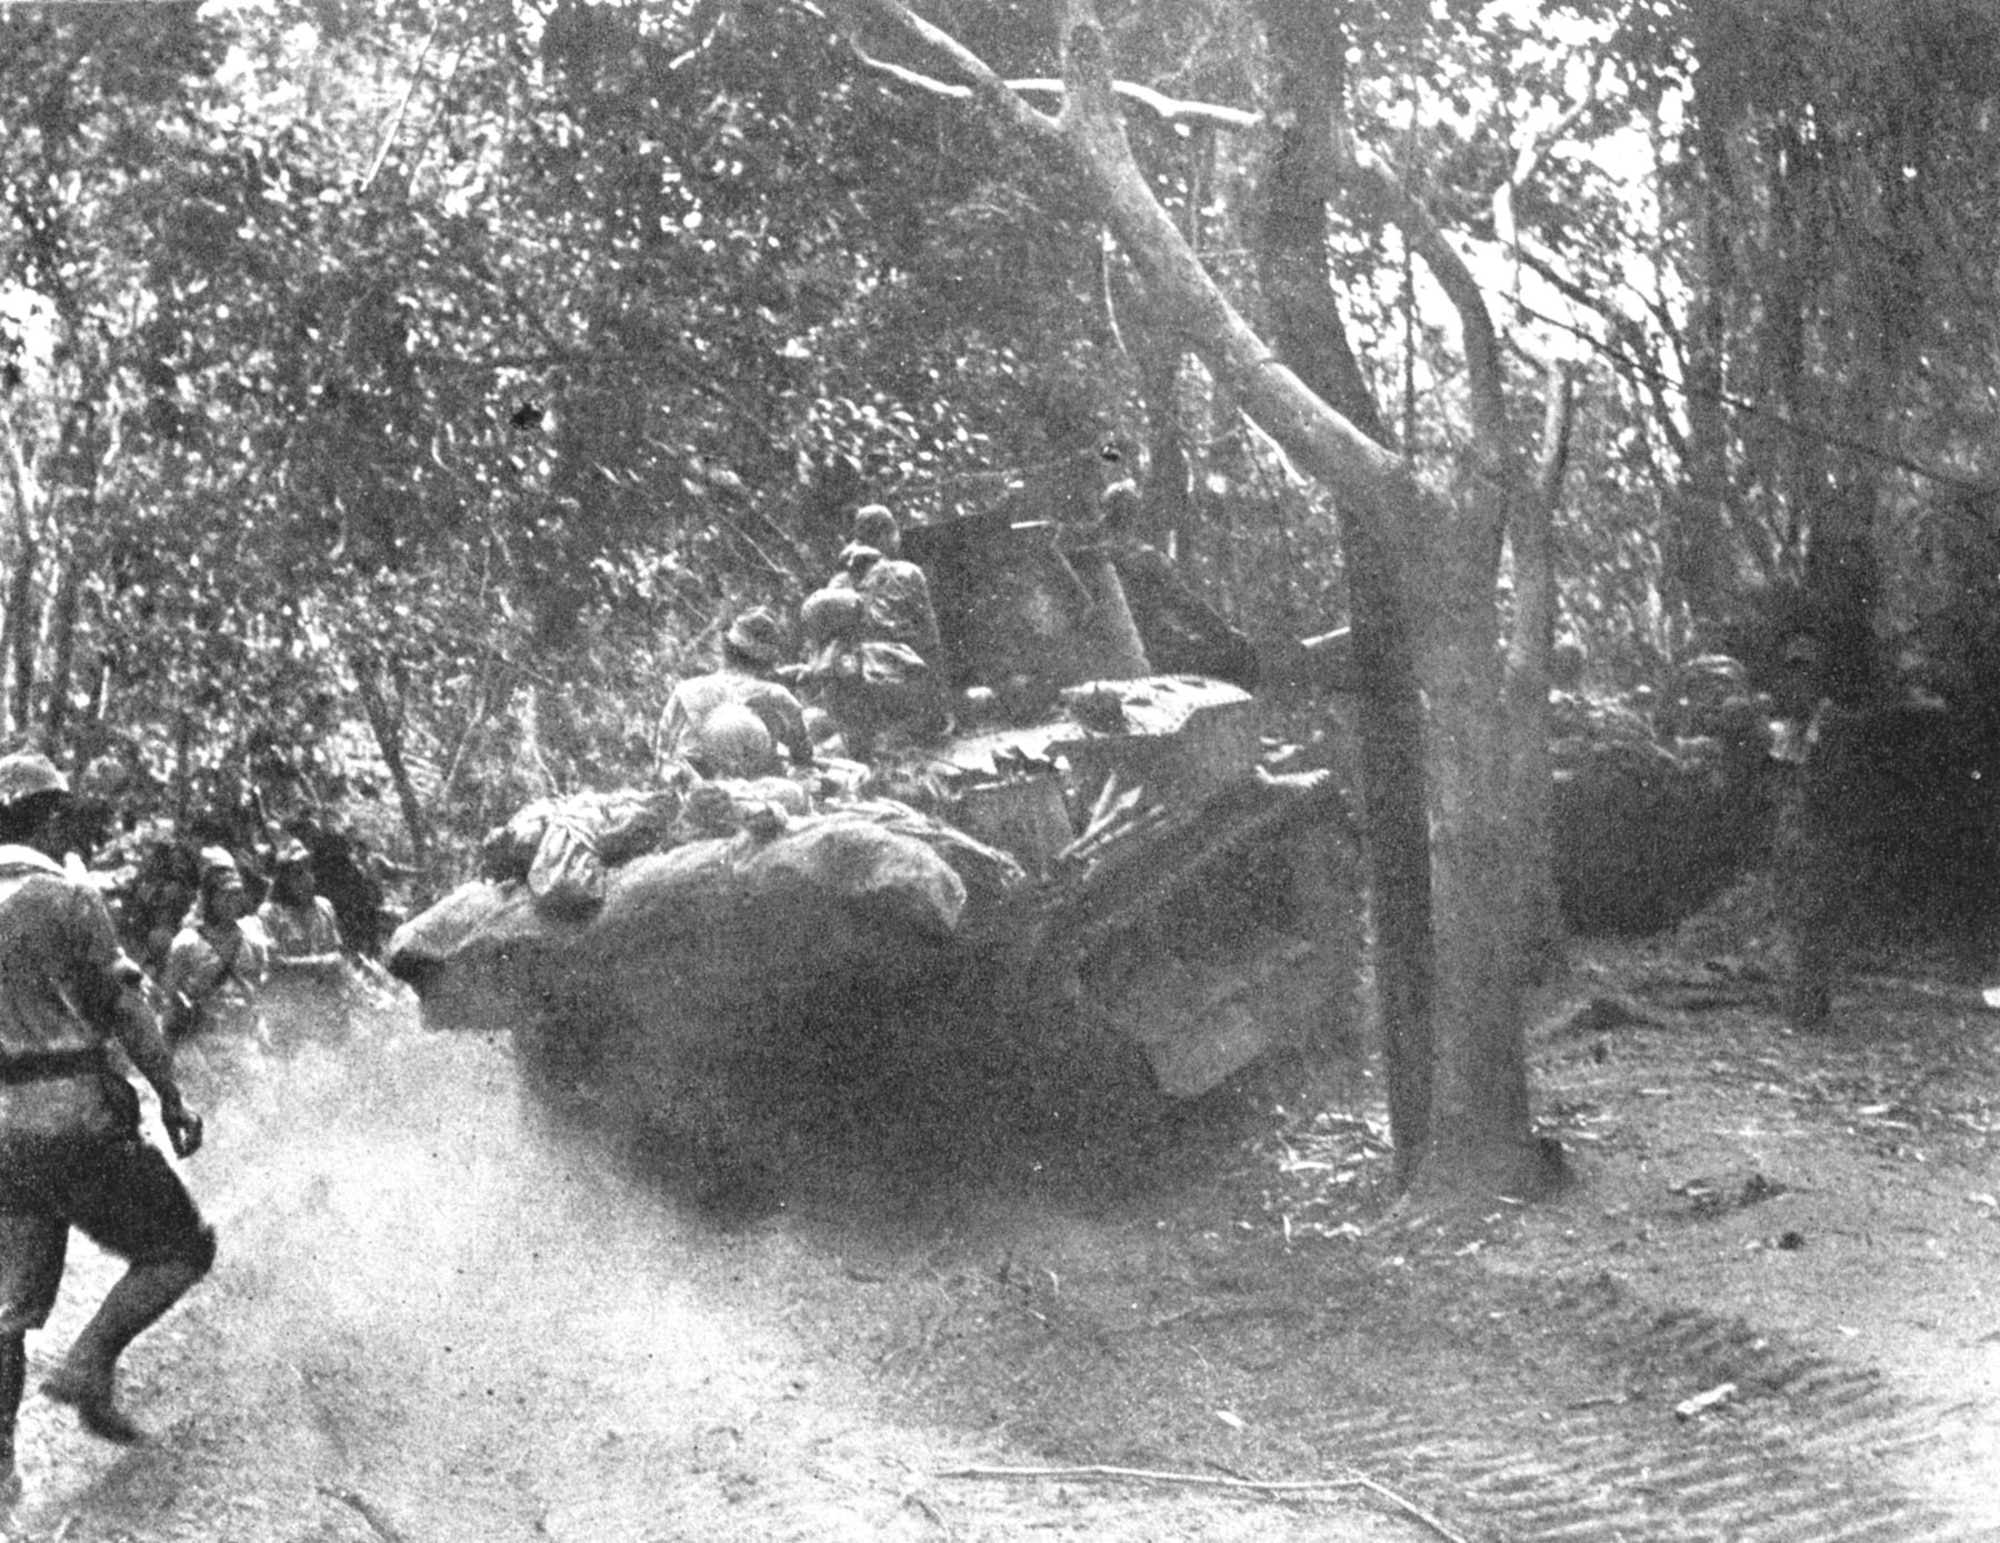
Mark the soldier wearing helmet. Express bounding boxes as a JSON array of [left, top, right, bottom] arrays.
[[655, 606, 813, 780], [800, 504, 947, 760], [255, 838, 352, 1051], [0, 753, 213, 1507], [256, 838, 346, 984], [158, 845, 271, 1049]]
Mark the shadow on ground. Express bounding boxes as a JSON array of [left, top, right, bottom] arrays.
[[554, 980, 1291, 1245]]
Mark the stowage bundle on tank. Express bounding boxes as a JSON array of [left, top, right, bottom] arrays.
[[390, 494, 1367, 1136]]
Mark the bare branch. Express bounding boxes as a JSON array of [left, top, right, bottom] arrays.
[[360, 13, 446, 195], [846, 39, 973, 100], [1047, 4, 1410, 514], [833, 0, 1063, 146], [829, 0, 1428, 567], [1328, 123, 1509, 489], [1503, 50, 1605, 207], [1534, 359, 1576, 515], [1006, 77, 1259, 132], [845, 43, 1261, 133]]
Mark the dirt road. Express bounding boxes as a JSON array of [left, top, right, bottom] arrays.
[[5, 921, 2000, 1543], [4, 992, 1393, 1542]]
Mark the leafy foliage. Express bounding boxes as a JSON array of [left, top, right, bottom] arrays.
[[1, 0, 1996, 893]]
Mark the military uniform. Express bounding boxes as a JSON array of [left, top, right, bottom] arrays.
[[802, 506, 948, 758], [656, 607, 813, 779], [159, 848, 270, 1046], [0, 844, 211, 1325], [256, 841, 352, 1050], [257, 890, 344, 963], [0, 756, 211, 1497], [657, 673, 812, 775]]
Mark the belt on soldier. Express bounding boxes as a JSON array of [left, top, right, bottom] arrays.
[[0, 1048, 108, 1083]]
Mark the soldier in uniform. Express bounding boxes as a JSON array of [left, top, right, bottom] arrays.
[[255, 838, 352, 1049], [0, 753, 212, 1508], [656, 607, 814, 779], [159, 847, 270, 1047], [256, 839, 346, 986], [801, 505, 948, 759]]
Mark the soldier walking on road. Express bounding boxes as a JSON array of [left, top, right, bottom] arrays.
[[256, 837, 352, 1049], [0, 754, 213, 1511], [257, 838, 346, 986], [160, 847, 269, 1047]]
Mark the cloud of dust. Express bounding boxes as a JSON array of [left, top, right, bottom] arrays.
[[179, 1001, 779, 1501]]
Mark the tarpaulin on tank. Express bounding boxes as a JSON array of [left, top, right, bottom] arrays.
[[386, 807, 1002, 1043]]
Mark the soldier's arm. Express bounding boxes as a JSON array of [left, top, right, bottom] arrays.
[[766, 690, 815, 768], [873, 567, 943, 659], [101, 966, 178, 1101], [75, 894, 202, 1153], [655, 690, 692, 774]]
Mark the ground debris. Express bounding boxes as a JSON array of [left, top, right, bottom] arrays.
[[1673, 1381, 1738, 1421], [935, 1463, 1471, 1542], [1671, 1171, 1790, 1218], [315, 1487, 413, 1543]]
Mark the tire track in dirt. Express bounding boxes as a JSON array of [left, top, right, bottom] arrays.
[[1308, 1275, 1997, 1542], [11, 975, 1996, 1543], [904, 1210, 1999, 1543]]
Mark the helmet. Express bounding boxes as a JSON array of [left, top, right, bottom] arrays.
[[199, 846, 243, 883], [694, 704, 777, 779], [801, 586, 864, 643], [0, 753, 69, 810], [853, 504, 900, 551], [724, 607, 787, 666]]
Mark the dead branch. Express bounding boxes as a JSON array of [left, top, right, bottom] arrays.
[[1326, 117, 1506, 473], [939, 1460, 1342, 1493], [899, 1487, 959, 1539], [316, 1486, 415, 1543], [1004, 77, 1259, 131], [831, 0, 1418, 531], [360, 14, 445, 194], [843, 34, 1258, 131], [936, 1463, 1470, 1542]]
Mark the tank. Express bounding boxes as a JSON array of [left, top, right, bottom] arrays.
[[386, 506, 1363, 1138]]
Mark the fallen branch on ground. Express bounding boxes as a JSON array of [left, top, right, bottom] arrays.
[[935, 1462, 1469, 1543], [317, 1487, 414, 1543]]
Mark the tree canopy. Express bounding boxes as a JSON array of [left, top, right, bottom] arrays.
[[4, 0, 1999, 1194]]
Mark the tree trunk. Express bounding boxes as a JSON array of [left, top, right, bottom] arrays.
[[0, 428, 39, 739], [1670, 94, 1749, 622], [1414, 548, 1551, 1199], [841, 0, 1546, 1201], [4, 533, 37, 739], [1135, 345, 1191, 554], [1253, 0, 1435, 1177], [353, 650, 434, 865], [40, 543, 83, 744], [1506, 365, 1573, 979]]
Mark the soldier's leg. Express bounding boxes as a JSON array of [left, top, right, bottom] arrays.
[[42, 1139, 215, 1445], [45, 1253, 211, 1444], [0, 1332, 23, 1508], [0, 1209, 68, 1502]]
